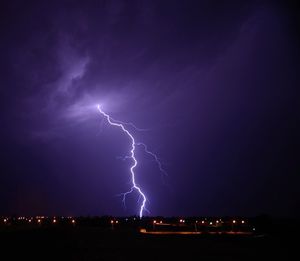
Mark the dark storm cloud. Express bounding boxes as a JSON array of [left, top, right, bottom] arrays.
[[0, 0, 299, 216], [1, 0, 257, 140]]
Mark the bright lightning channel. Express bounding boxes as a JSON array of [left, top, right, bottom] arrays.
[[136, 142, 168, 178], [97, 105, 147, 218]]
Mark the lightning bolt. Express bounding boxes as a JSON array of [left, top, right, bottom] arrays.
[[136, 142, 168, 179], [116, 143, 168, 180], [97, 105, 147, 218], [106, 119, 150, 132]]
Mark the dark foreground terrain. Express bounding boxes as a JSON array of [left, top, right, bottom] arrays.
[[0, 218, 297, 260]]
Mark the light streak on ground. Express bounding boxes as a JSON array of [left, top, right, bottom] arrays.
[[139, 229, 254, 235]]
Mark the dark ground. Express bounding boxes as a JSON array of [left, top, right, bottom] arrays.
[[0, 223, 297, 260]]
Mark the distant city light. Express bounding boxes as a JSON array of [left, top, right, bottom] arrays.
[[0, 216, 257, 235]]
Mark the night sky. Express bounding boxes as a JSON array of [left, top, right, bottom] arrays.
[[0, 0, 299, 218]]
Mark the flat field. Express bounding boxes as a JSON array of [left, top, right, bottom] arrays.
[[0, 225, 296, 260]]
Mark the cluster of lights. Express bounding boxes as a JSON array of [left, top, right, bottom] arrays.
[[232, 220, 246, 224], [6, 217, 78, 225], [1, 217, 249, 229], [190, 219, 247, 225], [199, 219, 222, 225]]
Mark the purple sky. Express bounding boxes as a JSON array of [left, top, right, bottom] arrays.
[[0, 0, 299, 217]]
